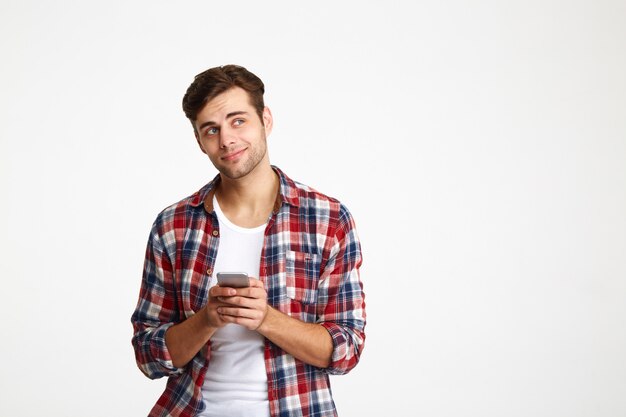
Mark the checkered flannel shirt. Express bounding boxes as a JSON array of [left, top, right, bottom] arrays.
[[131, 166, 366, 417]]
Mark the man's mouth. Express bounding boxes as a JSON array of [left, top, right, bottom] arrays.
[[222, 148, 246, 161]]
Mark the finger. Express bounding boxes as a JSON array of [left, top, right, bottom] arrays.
[[233, 286, 267, 300], [217, 295, 257, 308], [219, 314, 261, 329], [211, 286, 237, 297], [218, 306, 263, 320], [248, 278, 264, 288]]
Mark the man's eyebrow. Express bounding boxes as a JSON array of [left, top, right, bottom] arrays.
[[197, 111, 250, 131]]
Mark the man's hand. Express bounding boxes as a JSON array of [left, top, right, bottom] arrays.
[[207, 278, 333, 368], [211, 278, 268, 330]]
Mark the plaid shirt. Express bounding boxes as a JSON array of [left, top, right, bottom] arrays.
[[131, 166, 366, 417]]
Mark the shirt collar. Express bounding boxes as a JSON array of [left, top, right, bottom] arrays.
[[188, 165, 301, 213]]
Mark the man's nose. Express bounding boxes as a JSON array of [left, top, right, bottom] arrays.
[[219, 126, 236, 148]]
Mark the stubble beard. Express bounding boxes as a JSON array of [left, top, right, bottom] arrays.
[[217, 135, 268, 180]]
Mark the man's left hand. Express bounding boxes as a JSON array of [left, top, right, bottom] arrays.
[[216, 277, 268, 330]]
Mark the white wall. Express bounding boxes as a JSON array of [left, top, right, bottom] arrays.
[[1, 1, 625, 416]]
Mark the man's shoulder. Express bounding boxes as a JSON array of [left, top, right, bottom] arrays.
[[277, 168, 353, 224], [278, 168, 341, 208], [279, 172, 358, 244], [292, 179, 340, 204], [152, 180, 215, 228]]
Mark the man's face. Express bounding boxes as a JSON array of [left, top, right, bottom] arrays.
[[194, 87, 272, 180]]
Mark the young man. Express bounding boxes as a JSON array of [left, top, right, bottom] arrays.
[[131, 65, 366, 417]]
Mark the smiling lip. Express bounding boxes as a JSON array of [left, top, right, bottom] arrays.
[[222, 148, 246, 161]]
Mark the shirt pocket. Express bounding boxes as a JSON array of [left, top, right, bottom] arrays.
[[285, 250, 320, 304]]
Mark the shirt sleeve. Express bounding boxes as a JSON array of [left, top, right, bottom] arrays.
[[131, 222, 185, 379], [318, 204, 366, 375]]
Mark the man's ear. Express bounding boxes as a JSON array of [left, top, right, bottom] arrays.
[[263, 107, 273, 136]]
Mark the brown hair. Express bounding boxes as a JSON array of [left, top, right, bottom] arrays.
[[182, 64, 265, 130]]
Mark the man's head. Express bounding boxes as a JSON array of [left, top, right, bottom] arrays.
[[184, 65, 273, 180], [182, 64, 265, 132]]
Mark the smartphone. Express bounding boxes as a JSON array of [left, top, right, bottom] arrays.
[[216, 272, 250, 288]]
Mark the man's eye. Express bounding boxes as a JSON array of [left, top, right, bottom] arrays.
[[233, 119, 245, 126], [206, 127, 219, 135]]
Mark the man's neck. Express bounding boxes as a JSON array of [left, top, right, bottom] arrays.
[[215, 163, 279, 228]]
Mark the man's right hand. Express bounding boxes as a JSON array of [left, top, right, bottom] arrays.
[[203, 285, 239, 328]]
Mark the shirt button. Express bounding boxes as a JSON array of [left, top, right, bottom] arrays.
[[206, 268, 212, 276], [212, 230, 219, 237]]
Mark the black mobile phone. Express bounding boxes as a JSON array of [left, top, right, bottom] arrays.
[[216, 272, 250, 288]]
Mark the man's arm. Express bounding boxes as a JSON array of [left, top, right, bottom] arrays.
[[131, 223, 184, 379], [258, 306, 333, 368], [313, 204, 366, 374], [132, 221, 248, 374], [164, 309, 216, 369], [216, 279, 333, 368], [164, 286, 244, 368]]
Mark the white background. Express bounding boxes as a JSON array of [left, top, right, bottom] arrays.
[[1, 1, 625, 416]]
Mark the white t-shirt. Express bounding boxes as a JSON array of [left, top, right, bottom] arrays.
[[198, 196, 270, 417]]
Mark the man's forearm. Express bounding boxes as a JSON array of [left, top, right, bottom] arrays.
[[257, 306, 333, 368], [165, 308, 218, 368]]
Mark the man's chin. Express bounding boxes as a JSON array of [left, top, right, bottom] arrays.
[[218, 164, 250, 180]]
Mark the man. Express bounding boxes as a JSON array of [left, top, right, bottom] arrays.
[[131, 64, 366, 417]]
